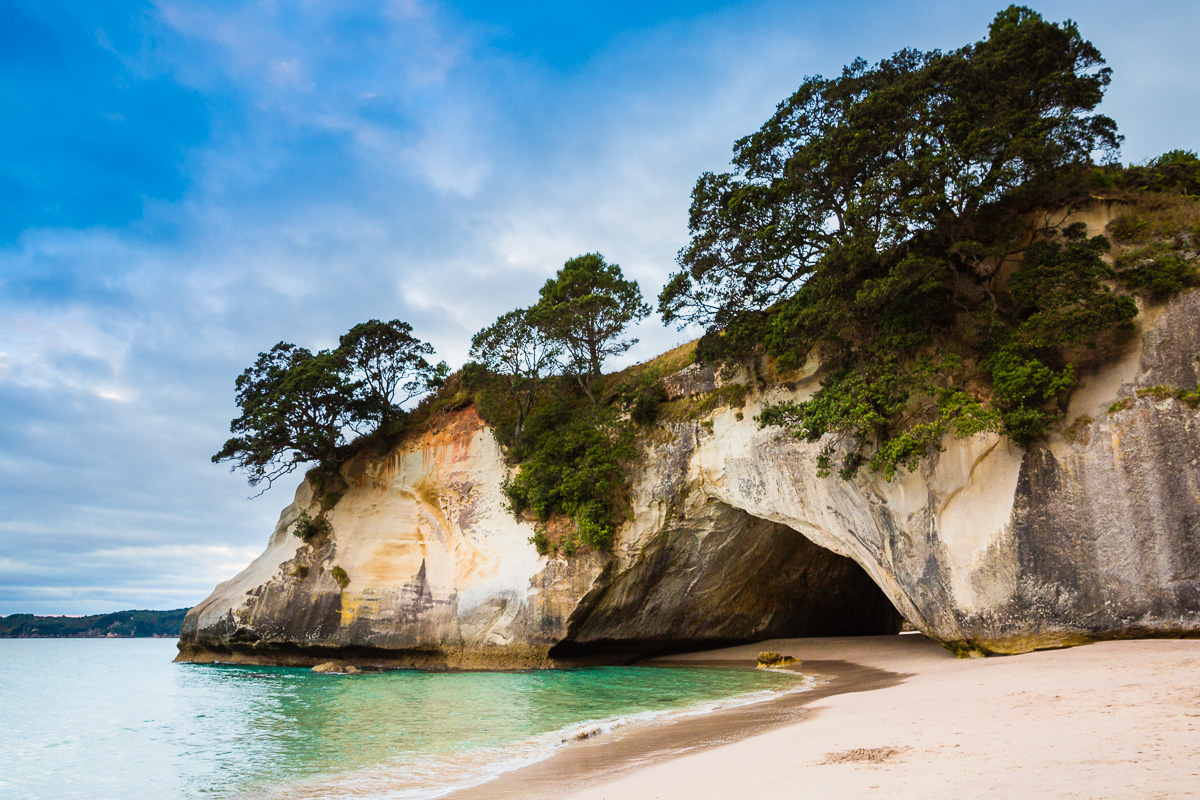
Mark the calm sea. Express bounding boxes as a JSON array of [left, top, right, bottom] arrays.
[[0, 638, 808, 800]]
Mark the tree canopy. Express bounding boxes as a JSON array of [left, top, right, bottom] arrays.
[[467, 306, 563, 447], [660, 5, 1135, 479], [213, 343, 354, 489], [535, 253, 650, 391], [338, 319, 443, 428], [661, 5, 1118, 333], [215, 321, 441, 489]]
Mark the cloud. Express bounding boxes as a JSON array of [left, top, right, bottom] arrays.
[[2, 0, 1198, 615]]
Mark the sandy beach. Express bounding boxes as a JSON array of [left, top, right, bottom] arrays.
[[454, 634, 1200, 799]]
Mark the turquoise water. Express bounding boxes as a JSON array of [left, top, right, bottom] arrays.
[[0, 639, 808, 800]]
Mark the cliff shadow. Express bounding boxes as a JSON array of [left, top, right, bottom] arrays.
[[550, 499, 903, 662]]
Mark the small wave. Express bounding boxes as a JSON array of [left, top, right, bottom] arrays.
[[247, 674, 815, 800]]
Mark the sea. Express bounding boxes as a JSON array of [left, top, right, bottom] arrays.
[[0, 638, 810, 800]]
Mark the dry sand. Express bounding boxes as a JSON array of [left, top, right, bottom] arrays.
[[454, 634, 1200, 799]]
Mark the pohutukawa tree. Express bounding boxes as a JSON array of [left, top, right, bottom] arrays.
[[659, 5, 1131, 479], [213, 343, 355, 490], [338, 319, 445, 429], [535, 253, 650, 401], [215, 321, 442, 490]]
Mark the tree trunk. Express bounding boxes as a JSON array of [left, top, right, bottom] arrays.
[[575, 372, 596, 404]]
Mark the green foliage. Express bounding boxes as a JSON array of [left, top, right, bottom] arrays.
[[1133, 383, 1200, 407], [983, 229, 1137, 441], [755, 216, 1135, 473], [1108, 397, 1132, 414], [657, 383, 751, 424], [292, 509, 331, 540], [215, 320, 442, 490], [661, 5, 1117, 331], [1176, 385, 1200, 408], [528, 526, 551, 556], [1106, 214, 1151, 244], [214, 343, 356, 489], [338, 319, 441, 427], [330, 566, 350, 589], [468, 307, 563, 448], [501, 404, 635, 550], [535, 253, 651, 384], [1137, 385, 1174, 401], [760, 366, 1000, 480], [1094, 149, 1200, 197], [616, 369, 669, 426], [666, 8, 1170, 478], [1115, 245, 1199, 297], [465, 257, 656, 552]]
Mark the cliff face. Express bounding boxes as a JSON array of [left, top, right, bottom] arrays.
[[631, 288, 1200, 655], [179, 409, 607, 667], [178, 400, 900, 667], [179, 287, 1200, 666]]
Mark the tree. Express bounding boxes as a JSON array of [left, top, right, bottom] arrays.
[[213, 343, 355, 489], [660, 5, 1118, 332], [659, 6, 1129, 479], [468, 307, 563, 448], [536, 253, 650, 400], [337, 319, 441, 429]]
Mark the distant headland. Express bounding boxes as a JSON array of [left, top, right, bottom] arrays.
[[0, 608, 189, 638]]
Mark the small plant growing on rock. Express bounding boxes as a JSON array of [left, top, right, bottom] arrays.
[[1175, 384, 1200, 408], [1137, 385, 1175, 401], [1108, 397, 1133, 415], [528, 526, 551, 556], [1063, 415, 1093, 444], [293, 509, 331, 540], [330, 565, 350, 589]]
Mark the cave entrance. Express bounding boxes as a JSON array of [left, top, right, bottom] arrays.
[[550, 500, 903, 661]]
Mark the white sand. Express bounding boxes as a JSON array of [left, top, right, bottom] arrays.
[[555, 635, 1200, 800]]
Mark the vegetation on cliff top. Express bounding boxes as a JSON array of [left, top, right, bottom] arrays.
[[662, 5, 1199, 480], [465, 253, 650, 553], [213, 319, 448, 491], [214, 4, 1200, 554]]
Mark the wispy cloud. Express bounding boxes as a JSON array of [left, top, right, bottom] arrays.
[[2, 0, 1197, 614]]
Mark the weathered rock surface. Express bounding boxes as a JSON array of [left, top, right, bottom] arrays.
[[179, 286, 1200, 665], [178, 409, 608, 668]]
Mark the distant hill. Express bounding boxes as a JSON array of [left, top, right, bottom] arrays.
[[0, 608, 190, 638]]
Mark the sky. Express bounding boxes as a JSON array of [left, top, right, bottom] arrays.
[[1, 0, 1198, 615]]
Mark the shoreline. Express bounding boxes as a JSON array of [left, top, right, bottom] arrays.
[[450, 633, 1200, 799], [446, 637, 912, 799]]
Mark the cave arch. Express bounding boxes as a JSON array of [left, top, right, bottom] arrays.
[[550, 499, 903, 661]]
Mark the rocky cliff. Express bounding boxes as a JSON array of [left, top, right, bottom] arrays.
[[180, 283, 1200, 665]]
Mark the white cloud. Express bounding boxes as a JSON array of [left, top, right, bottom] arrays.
[[5, 0, 1200, 614]]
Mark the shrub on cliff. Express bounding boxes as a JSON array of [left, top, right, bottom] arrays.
[[465, 253, 650, 551], [501, 404, 635, 550]]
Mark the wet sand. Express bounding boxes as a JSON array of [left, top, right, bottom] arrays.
[[452, 634, 1200, 799]]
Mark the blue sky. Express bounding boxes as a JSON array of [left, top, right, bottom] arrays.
[[2, 0, 1197, 615]]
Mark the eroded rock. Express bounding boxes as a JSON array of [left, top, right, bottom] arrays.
[[178, 289, 1200, 665]]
